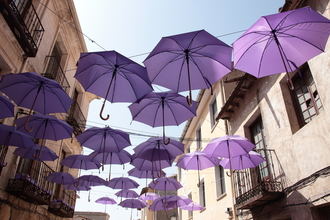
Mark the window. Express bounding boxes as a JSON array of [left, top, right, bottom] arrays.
[[45, 42, 62, 79], [215, 166, 226, 197], [199, 179, 206, 207], [250, 117, 269, 179], [290, 65, 322, 127], [196, 127, 202, 151], [178, 168, 181, 182], [210, 98, 218, 127], [188, 193, 193, 219]]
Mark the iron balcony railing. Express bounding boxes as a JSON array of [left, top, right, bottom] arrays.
[[0, 0, 44, 57], [67, 101, 86, 136], [7, 160, 55, 205], [233, 149, 285, 209], [43, 55, 71, 94], [49, 188, 76, 218]]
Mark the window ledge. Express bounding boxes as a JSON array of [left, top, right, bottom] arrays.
[[216, 193, 227, 201], [200, 207, 206, 213], [210, 123, 217, 133]]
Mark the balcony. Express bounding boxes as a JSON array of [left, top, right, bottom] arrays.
[[48, 189, 76, 218], [42, 55, 70, 94], [7, 160, 54, 205], [66, 101, 86, 136], [0, 0, 44, 57], [233, 149, 285, 209]]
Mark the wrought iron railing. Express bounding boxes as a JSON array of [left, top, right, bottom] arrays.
[[0, 0, 44, 57], [67, 101, 86, 136], [49, 188, 76, 217], [0, 145, 8, 175], [233, 149, 285, 207], [43, 55, 70, 94], [7, 160, 55, 205]]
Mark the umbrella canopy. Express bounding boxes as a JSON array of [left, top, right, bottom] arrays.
[[233, 7, 330, 78], [0, 95, 14, 119], [14, 145, 58, 161], [131, 156, 171, 171], [177, 152, 220, 184], [77, 127, 131, 153], [135, 148, 174, 163], [129, 92, 197, 143], [0, 124, 34, 148], [203, 135, 255, 158], [76, 175, 107, 187], [88, 150, 132, 165], [144, 30, 232, 104], [115, 189, 139, 199], [108, 177, 139, 189], [119, 199, 147, 209], [75, 50, 153, 120], [0, 72, 71, 114], [64, 184, 91, 191], [149, 195, 192, 211], [47, 172, 75, 185], [128, 168, 165, 179], [95, 197, 117, 205], [139, 192, 160, 201], [148, 177, 182, 191], [61, 155, 101, 170], [180, 202, 204, 211], [16, 114, 73, 140], [134, 137, 184, 160], [220, 151, 265, 170]]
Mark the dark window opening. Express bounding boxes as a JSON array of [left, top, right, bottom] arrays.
[[215, 166, 226, 197], [210, 98, 217, 127], [196, 127, 202, 151], [199, 179, 206, 207]]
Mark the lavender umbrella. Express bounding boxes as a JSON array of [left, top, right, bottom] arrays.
[[220, 151, 265, 170], [203, 135, 255, 158], [65, 184, 91, 191], [115, 189, 139, 199], [180, 202, 204, 211], [129, 92, 197, 144], [108, 177, 139, 190], [95, 197, 117, 205], [0, 95, 14, 119], [47, 172, 75, 185], [144, 30, 232, 104], [150, 195, 192, 211], [119, 198, 147, 209], [16, 114, 73, 140], [131, 156, 171, 171], [61, 155, 101, 170], [128, 168, 165, 179], [149, 177, 182, 191], [0, 72, 71, 115], [177, 152, 220, 185], [89, 150, 131, 179], [75, 51, 153, 120], [76, 175, 107, 187], [139, 192, 160, 201], [14, 145, 58, 161], [0, 124, 34, 148], [233, 7, 330, 84]]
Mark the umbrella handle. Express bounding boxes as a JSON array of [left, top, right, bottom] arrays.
[[186, 93, 193, 106], [226, 171, 232, 177], [99, 101, 110, 121], [163, 136, 170, 145], [23, 114, 33, 132], [286, 74, 295, 90]]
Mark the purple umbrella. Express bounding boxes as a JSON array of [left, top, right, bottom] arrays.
[[64, 184, 91, 191], [131, 156, 171, 171], [139, 192, 160, 201], [14, 145, 58, 161], [134, 137, 184, 160], [180, 202, 204, 211], [129, 92, 197, 144], [47, 172, 75, 185], [0, 72, 71, 115], [61, 155, 101, 170], [220, 151, 265, 170], [95, 197, 117, 205], [75, 50, 153, 120], [76, 175, 107, 187], [119, 198, 147, 209], [115, 189, 139, 199], [177, 152, 220, 185], [108, 177, 139, 189], [0, 95, 14, 119], [16, 114, 73, 140], [144, 30, 232, 104], [0, 124, 34, 148], [203, 135, 255, 158], [88, 150, 132, 179], [148, 177, 182, 191], [150, 195, 192, 211], [128, 168, 165, 179], [233, 7, 330, 86]]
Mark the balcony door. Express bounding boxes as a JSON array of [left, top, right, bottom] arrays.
[[45, 43, 62, 80]]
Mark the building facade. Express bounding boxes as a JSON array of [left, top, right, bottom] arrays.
[[179, 0, 330, 220], [0, 0, 94, 219]]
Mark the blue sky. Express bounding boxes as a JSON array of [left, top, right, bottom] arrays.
[[73, 0, 284, 219]]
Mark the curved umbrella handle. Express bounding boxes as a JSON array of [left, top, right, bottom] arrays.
[[23, 114, 33, 132], [226, 171, 232, 177], [163, 136, 170, 145], [186, 90, 193, 106], [287, 75, 295, 90], [99, 100, 110, 121]]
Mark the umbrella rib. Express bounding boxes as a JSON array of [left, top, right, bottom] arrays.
[[279, 21, 330, 32], [175, 56, 187, 92], [150, 101, 162, 127], [276, 32, 325, 52], [191, 51, 232, 70], [164, 102, 180, 125], [190, 43, 231, 53], [187, 30, 203, 49], [272, 9, 300, 31], [189, 56, 214, 89], [257, 36, 275, 76], [15, 84, 38, 106], [83, 68, 114, 91], [116, 73, 140, 101], [150, 54, 184, 82], [76, 64, 111, 78]]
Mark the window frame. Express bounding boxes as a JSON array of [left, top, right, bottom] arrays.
[[215, 166, 226, 198], [196, 127, 202, 151], [209, 98, 218, 127], [199, 179, 206, 208]]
